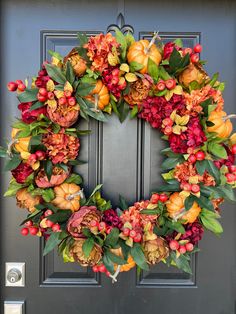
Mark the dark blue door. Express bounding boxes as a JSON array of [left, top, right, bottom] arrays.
[[1, 1, 236, 313]]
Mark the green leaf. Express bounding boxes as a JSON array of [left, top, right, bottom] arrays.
[[117, 100, 130, 123], [29, 101, 45, 111], [86, 108, 108, 122], [104, 228, 120, 247], [43, 160, 53, 181], [209, 72, 219, 87], [158, 66, 171, 80], [65, 61, 75, 85], [166, 220, 185, 234], [173, 38, 183, 47], [17, 88, 39, 102], [89, 184, 103, 199], [130, 243, 149, 271], [171, 252, 192, 274], [169, 48, 182, 70], [77, 32, 88, 46], [140, 209, 160, 215], [0, 146, 7, 158], [130, 105, 138, 119], [155, 182, 180, 192], [43, 232, 66, 256], [219, 185, 236, 202], [147, 58, 159, 82], [115, 29, 127, 60], [192, 195, 214, 211], [103, 253, 115, 274], [129, 61, 144, 72], [189, 80, 200, 91], [45, 64, 66, 84], [48, 210, 71, 223], [76, 83, 95, 96], [106, 250, 127, 265], [76, 129, 91, 136], [200, 216, 223, 234], [65, 173, 83, 185], [48, 50, 63, 61], [161, 157, 184, 170], [68, 159, 87, 166], [82, 237, 95, 258], [195, 160, 207, 175], [4, 178, 24, 197], [205, 160, 220, 184], [184, 195, 195, 211], [119, 195, 128, 210], [20, 209, 42, 226], [42, 188, 55, 202], [4, 154, 21, 171], [208, 142, 227, 159]]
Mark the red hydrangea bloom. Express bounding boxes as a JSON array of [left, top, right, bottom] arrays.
[[169, 117, 207, 153], [11, 162, 33, 184], [102, 209, 122, 229], [18, 102, 47, 124], [139, 94, 185, 129], [102, 66, 126, 99], [163, 42, 181, 59]]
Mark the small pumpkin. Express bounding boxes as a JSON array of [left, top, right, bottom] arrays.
[[16, 188, 41, 213], [110, 248, 136, 272], [127, 40, 162, 74], [86, 80, 110, 110], [166, 192, 201, 224], [207, 110, 233, 138], [11, 128, 31, 159], [52, 183, 81, 212]]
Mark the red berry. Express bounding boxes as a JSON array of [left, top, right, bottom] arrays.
[[188, 154, 197, 164], [129, 230, 137, 239], [105, 270, 111, 277], [28, 154, 37, 164], [133, 233, 142, 243], [58, 97, 67, 106], [92, 265, 99, 272], [183, 47, 193, 56], [231, 144, 236, 154], [156, 80, 166, 91], [64, 90, 72, 98], [15, 79, 23, 85], [185, 242, 194, 252], [25, 220, 33, 227], [46, 220, 54, 228], [29, 227, 39, 236], [150, 193, 160, 204], [37, 93, 47, 102], [52, 224, 61, 232], [169, 240, 179, 251], [38, 70, 45, 77], [194, 44, 202, 53], [165, 79, 176, 90], [35, 150, 46, 160], [39, 88, 48, 97], [98, 222, 106, 231], [68, 97, 76, 106], [225, 173, 236, 183], [195, 151, 205, 161], [191, 184, 200, 193], [90, 220, 98, 227], [7, 82, 18, 92], [179, 245, 187, 254], [98, 264, 106, 273], [180, 182, 192, 191], [159, 193, 168, 202], [21, 228, 29, 236], [44, 209, 53, 217], [17, 83, 26, 91], [122, 228, 130, 237], [191, 53, 200, 63], [47, 92, 54, 100]]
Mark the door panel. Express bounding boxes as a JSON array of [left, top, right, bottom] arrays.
[[1, 1, 236, 314]]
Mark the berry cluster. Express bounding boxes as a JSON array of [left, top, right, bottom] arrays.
[[156, 78, 176, 91], [92, 264, 110, 277], [7, 79, 26, 92], [183, 44, 202, 64], [102, 67, 126, 98]]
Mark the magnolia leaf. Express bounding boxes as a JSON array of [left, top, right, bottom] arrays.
[[82, 238, 95, 258], [45, 64, 66, 84], [4, 154, 21, 171], [147, 58, 159, 82], [17, 88, 39, 103], [130, 243, 149, 271], [129, 61, 144, 72]]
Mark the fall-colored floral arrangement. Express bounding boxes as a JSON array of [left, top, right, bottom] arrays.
[[2, 30, 236, 281]]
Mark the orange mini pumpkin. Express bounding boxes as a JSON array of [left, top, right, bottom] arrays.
[[86, 80, 110, 110], [127, 40, 162, 74], [207, 110, 233, 138], [111, 248, 136, 272], [166, 192, 201, 224], [52, 183, 81, 212], [11, 128, 31, 158]]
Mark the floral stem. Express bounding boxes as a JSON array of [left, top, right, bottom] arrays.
[[144, 31, 160, 54], [223, 114, 236, 121], [66, 189, 84, 201], [109, 265, 121, 283], [7, 139, 18, 157]]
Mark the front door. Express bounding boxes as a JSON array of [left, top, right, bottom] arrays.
[[1, 1, 236, 314]]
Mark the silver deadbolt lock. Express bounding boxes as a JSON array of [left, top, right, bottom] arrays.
[[5, 263, 25, 287], [7, 268, 22, 283]]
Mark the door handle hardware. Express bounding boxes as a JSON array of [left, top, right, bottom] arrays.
[[5, 263, 25, 287]]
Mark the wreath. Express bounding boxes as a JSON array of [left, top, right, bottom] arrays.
[[2, 29, 236, 282]]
